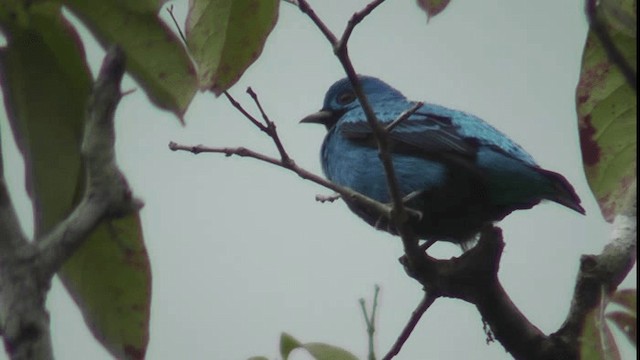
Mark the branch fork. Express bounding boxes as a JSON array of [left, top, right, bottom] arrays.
[[0, 46, 140, 359]]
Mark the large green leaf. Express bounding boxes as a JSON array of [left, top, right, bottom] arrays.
[[0, 2, 151, 359], [280, 333, 359, 360], [0, 2, 89, 230], [185, 0, 279, 95], [64, 0, 198, 120], [576, 0, 637, 222], [61, 215, 151, 360]]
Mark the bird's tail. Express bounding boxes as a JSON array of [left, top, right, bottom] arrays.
[[538, 168, 586, 215]]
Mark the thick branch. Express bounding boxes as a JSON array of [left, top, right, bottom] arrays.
[[553, 186, 637, 357], [36, 47, 139, 278], [0, 123, 51, 360], [0, 46, 138, 360], [397, 227, 562, 359]]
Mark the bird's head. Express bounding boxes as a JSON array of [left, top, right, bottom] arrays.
[[300, 76, 405, 130]]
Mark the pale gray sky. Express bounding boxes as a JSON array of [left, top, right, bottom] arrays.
[[0, 0, 636, 359]]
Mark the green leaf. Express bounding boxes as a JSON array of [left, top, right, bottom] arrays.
[[415, 0, 452, 20], [64, 0, 198, 120], [60, 215, 151, 360], [185, 0, 279, 95], [303, 343, 360, 360], [280, 332, 302, 360], [576, 0, 637, 222], [279, 333, 359, 360], [0, 3, 151, 359], [581, 306, 622, 360], [601, 0, 638, 36], [0, 1, 90, 230]]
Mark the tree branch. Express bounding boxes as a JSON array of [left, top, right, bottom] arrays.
[[552, 185, 637, 358], [382, 292, 436, 360], [0, 46, 139, 360], [167, 142, 405, 221], [36, 46, 141, 278]]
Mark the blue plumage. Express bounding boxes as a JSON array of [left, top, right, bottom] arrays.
[[301, 76, 585, 244]]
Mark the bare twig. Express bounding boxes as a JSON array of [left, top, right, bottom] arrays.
[[223, 91, 268, 131], [359, 285, 381, 360], [382, 292, 436, 360], [385, 101, 424, 133], [338, 0, 387, 49], [167, 4, 188, 46], [168, 142, 396, 219], [296, 0, 339, 45], [246, 87, 291, 164]]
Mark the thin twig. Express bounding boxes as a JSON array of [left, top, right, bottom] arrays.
[[385, 102, 424, 133], [166, 5, 188, 46], [223, 91, 268, 131], [359, 285, 381, 360], [246, 87, 291, 163], [168, 142, 397, 219], [382, 293, 436, 360], [296, 0, 339, 45], [338, 0, 387, 49]]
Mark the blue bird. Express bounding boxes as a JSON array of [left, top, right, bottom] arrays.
[[301, 76, 585, 246]]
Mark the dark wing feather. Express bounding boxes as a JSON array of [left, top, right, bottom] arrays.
[[340, 111, 478, 158]]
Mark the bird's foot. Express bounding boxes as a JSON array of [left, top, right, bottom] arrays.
[[315, 193, 341, 203]]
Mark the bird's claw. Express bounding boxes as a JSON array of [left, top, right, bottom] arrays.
[[316, 193, 341, 203]]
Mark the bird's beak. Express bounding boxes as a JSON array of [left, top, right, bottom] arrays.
[[299, 110, 334, 125]]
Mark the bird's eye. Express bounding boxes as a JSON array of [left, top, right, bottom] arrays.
[[336, 91, 356, 105]]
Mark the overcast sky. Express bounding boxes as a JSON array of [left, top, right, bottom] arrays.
[[0, 0, 636, 359]]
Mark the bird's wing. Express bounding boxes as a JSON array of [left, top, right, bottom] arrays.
[[339, 110, 478, 159], [339, 102, 536, 166]]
